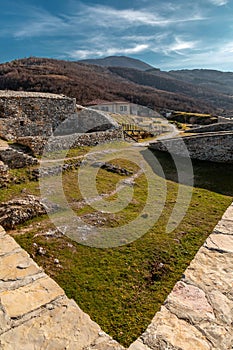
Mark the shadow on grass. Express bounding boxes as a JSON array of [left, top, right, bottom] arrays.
[[143, 149, 233, 197]]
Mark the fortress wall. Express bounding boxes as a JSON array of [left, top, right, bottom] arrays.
[[149, 132, 233, 163], [0, 91, 118, 140], [0, 91, 76, 139]]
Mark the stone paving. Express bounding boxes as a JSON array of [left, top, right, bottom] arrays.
[[0, 203, 232, 349]]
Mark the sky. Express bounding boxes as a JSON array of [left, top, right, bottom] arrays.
[[0, 0, 233, 71]]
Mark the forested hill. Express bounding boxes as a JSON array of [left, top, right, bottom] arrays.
[[0, 57, 231, 114]]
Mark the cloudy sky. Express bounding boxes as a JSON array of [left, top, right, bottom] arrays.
[[1, 0, 233, 71]]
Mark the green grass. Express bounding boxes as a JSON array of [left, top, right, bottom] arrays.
[[13, 150, 233, 346], [0, 167, 40, 202], [41, 145, 91, 160]]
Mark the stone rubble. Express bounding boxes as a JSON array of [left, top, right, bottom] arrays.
[[0, 161, 9, 188], [91, 161, 133, 176], [0, 195, 60, 229], [0, 146, 38, 169]]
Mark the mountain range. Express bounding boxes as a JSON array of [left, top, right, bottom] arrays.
[[0, 55, 233, 114]]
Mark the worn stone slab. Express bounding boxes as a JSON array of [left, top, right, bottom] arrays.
[[0, 276, 64, 318], [183, 246, 233, 297], [207, 289, 233, 325], [222, 204, 233, 221], [204, 233, 233, 254], [0, 306, 11, 335], [164, 281, 215, 323], [0, 226, 6, 237], [196, 321, 233, 350], [141, 306, 211, 350], [0, 234, 21, 256], [128, 339, 151, 350], [0, 249, 42, 282], [88, 335, 124, 350], [214, 219, 233, 235], [0, 297, 123, 350]]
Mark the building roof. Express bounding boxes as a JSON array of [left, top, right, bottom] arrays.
[[85, 99, 129, 106]]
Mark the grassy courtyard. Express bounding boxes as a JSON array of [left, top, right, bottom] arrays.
[[3, 146, 232, 346]]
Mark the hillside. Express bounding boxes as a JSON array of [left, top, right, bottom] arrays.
[[0, 57, 217, 113], [79, 55, 154, 71], [169, 69, 233, 96], [109, 66, 233, 112]]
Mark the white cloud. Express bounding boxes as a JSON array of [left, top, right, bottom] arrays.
[[148, 36, 200, 57], [169, 37, 199, 52], [208, 0, 228, 6], [69, 44, 149, 59], [76, 4, 206, 29], [157, 40, 233, 71]]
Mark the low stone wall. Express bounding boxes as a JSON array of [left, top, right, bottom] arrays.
[[149, 132, 233, 163], [0, 147, 38, 168], [17, 129, 123, 156], [185, 122, 233, 134]]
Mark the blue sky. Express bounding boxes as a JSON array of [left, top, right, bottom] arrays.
[[0, 0, 233, 71]]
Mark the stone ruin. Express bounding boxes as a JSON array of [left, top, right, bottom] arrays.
[[0, 90, 122, 167], [0, 90, 119, 140]]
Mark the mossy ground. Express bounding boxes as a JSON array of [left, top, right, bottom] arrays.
[[3, 146, 232, 346]]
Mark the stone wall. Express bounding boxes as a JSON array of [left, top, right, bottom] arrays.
[[0, 91, 76, 140], [17, 129, 123, 156], [0, 91, 118, 140], [149, 131, 233, 163], [185, 122, 233, 134]]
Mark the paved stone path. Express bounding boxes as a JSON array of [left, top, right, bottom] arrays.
[[0, 203, 232, 349]]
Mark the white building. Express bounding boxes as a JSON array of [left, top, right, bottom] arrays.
[[86, 100, 159, 117]]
